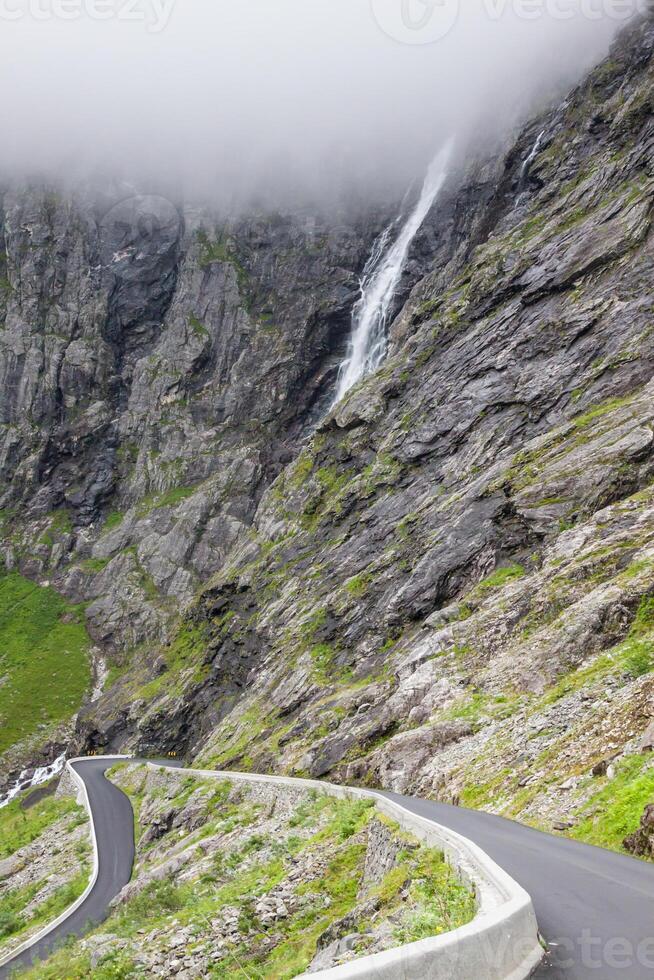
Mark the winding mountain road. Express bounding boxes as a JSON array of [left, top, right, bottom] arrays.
[[2, 760, 654, 978], [381, 791, 654, 978], [0, 759, 135, 978]]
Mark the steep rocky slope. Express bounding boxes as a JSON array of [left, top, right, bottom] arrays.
[[0, 186, 393, 782], [0, 193, 391, 643], [76, 17, 654, 844], [3, 16, 654, 849]]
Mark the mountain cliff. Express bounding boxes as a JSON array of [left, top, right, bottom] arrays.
[[0, 189, 395, 780], [3, 16, 654, 846]]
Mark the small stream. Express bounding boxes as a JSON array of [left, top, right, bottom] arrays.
[[0, 753, 66, 810]]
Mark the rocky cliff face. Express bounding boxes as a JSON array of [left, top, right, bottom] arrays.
[[73, 16, 654, 839], [4, 17, 654, 842], [0, 184, 392, 778]]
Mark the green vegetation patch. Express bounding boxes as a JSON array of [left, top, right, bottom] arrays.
[[102, 510, 124, 534], [0, 792, 82, 859], [138, 624, 210, 700], [572, 392, 639, 431], [15, 947, 140, 979], [80, 557, 112, 574], [538, 594, 654, 709], [0, 871, 89, 950], [475, 564, 526, 591], [300, 465, 357, 530], [197, 229, 233, 267], [188, 315, 209, 339], [199, 701, 279, 770], [345, 573, 373, 599], [0, 792, 91, 953], [136, 484, 198, 517], [196, 229, 250, 300], [392, 848, 477, 943], [570, 754, 654, 853], [0, 569, 91, 754], [438, 690, 521, 733], [39, 510, 73, 548], [310, 642, 337, 679]]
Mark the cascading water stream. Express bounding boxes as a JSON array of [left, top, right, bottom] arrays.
[[519, 129, 546, 189], [0, 752, 67, 809], [333, 139, 453, 404]]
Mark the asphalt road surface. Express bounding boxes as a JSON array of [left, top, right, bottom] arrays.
[[4, 760, 654, 978], [381, 790, 654, 979], [0, 759, 135, 979]]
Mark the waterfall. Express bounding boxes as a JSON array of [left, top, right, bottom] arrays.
[[0, 752, 67, 809], [519, 129, 546, 189], [333, 139, 453, 404]]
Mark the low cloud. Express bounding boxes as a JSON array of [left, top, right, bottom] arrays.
[[0, 0, 638, 208]]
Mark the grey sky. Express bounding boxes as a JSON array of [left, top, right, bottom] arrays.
[[0, 0, 637, 206]]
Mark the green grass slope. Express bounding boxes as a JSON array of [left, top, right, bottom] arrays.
[[0, 568, 91, 755]]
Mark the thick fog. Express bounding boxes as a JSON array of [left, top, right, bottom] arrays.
[[0, 0, 641, 208]]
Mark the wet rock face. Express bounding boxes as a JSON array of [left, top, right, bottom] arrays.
[[99, 195, 182, 365], [0, 187, 389, 672]]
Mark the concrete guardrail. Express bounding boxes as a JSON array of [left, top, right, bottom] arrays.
[[160, 765, 544, 980], [0, 757, 544, 979]]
